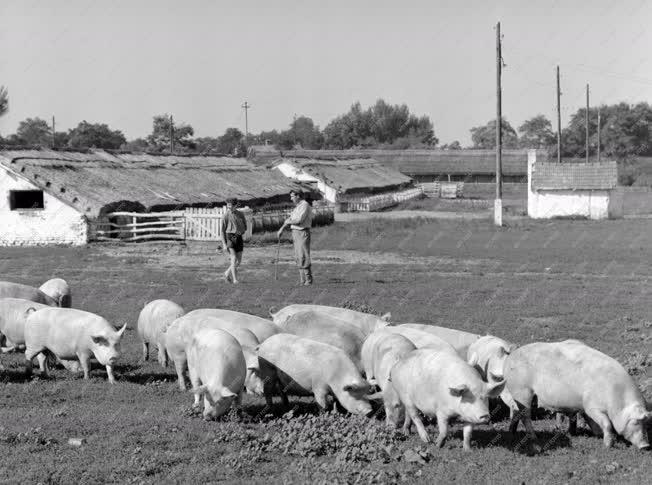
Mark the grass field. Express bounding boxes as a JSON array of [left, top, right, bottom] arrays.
[[0, 217, 651, 483]]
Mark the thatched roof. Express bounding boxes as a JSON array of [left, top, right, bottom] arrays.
[[0, 149, 310, 217], [281, 149, 549, 176], [276, 157, 412, 194], [532, 161, 618, 190]]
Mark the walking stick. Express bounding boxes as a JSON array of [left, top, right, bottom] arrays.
[[274, 236, 281, 280]]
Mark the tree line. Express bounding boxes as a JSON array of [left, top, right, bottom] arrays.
[[1, 86, 651, 160]]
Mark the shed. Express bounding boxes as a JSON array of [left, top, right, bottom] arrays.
[[0, 149, 311, 246], [527, 150, 623, 219], [273, 157, 413, 203]]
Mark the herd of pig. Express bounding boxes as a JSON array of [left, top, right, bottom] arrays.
[[0, 278, 650, 452]]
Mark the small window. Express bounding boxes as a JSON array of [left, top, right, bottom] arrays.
[[9, 190, 44, 210]]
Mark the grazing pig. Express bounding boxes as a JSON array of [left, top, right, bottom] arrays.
[[275, 310, 365, 369], [137, 299, 185, 366], [183, 308, 279, 342], [391, 348, 505, 450], [0, 298, 49, 352], [270, 304, 391, 337], [360, 330, 416, 427], [505, 340, 652, 450], [39, 279, 72, 308], [467, 335, 518, 412], [384, 326, 456, 354], [165, 313, 264, 395], [24, 308, 127, 383], [257, 333, 373, 415], [400, 323, 480, 356], [186, 328, 246, 419], [0, 281, 58, 307]]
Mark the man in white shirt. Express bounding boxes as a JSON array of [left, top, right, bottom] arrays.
[[277, 190, 314, 285]]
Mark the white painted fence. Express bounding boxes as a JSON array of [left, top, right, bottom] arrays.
[[419, 182, 464, 199], [339, 187, 424, 212]]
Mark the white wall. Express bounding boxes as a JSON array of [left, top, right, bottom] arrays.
[[527, 151, 623, 220], [274, 162, 339, 202], [0, 166, 88, 246]]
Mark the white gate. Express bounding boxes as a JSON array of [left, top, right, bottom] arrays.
[[183, 207, 253, 241]]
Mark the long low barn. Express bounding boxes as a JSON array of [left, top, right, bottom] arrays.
[[273, 157, 414, 204], [0, 149, 312, 246], [252, 148, 550, 182]]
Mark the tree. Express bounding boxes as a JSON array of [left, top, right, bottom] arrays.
[[323, 99, 437, 149], [470, 118, 518, 149], [277, 116, 324, 150], [518, 115, 555, 149], [194, 136, 222, 154], [0, 86, 8, 118], [67, 121, 126, 149], [16, 117, 52, 147], [441, 141, 462, 150], [147, 114, 195, 152], [217, 127, 245, 156], [121, 138, 149, 152]]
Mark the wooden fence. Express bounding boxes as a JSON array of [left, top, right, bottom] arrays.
[[89, 205, 334, 243], [419, 182, 464, 199], [339, 187, 424, 212]]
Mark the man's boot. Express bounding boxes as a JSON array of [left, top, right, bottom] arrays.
[[304, 266, 313, 286]]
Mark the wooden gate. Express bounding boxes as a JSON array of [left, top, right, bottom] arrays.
[[183, 207, 253, 241]]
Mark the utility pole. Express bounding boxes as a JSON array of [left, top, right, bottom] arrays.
[[242, 101, 250, 144], [556, 66, 562, 163], [169, 114, 174, 153], [293, 113, 297, 148], [585, 84, 589, 163], [52, 116, 56, 149], [597, 108, 601, 163], [494, 21, 503, 227]]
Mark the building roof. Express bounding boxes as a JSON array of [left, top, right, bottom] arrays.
[[281, 149, 547, 175], [0, 149, 309, 217], [276, 157, 412, 194], [531, 161, 618, 190]]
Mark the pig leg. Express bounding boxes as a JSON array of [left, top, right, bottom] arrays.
[[313, 388, 329, 412], [78, 352, 92, 380], [583, 408, 614, 448], [174, 358, 187, 391], [157, 344, 168, 367], [582, 412, 602, 436], [263, 376, 276, 409], [434, 412, 449, 448], [37, 353, 47, 374], [568, 413, 578, 435], [462, 424, 473, 451], [25, 346, 46, 377], [278, 381, 290, 409], [142, 342, 149, 361], [555, 413, 565, 430], [407, 407, 430, 443], [106, 365, 116, 384], [402, 412, 412, 435], [188, 367, 201, 408]]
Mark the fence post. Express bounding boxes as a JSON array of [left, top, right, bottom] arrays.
[[132, 216, 137, 240]]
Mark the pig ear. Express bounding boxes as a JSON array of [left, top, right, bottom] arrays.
[[449, 385, 468, 397], [486, 380, 506, 398], [381, 312, 391, 322], [91, 335, 108, 346], [25, 307, 38, 317], [467, 352, 479, 367], [220, 388, 238, 398], [366, 391, 384, 400], [117, 324, 127, 337], [489, 372, 504, 382]]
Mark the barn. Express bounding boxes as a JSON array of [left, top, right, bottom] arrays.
[[527, 151, 623, 220], [0, 149, 311, 246], [273, 157, 418, 210]]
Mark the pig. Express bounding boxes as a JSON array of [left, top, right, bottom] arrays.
[[360, 330, 416, 427], [257, 333, 374, 415], [391, 348, 505, 450], [275, 310, 366, 370], [399, 323, 480, 356], [24, 308, 127, 383], [504, 340, 652, 450], [0, 298, 49, 353], [183, 308, 279, 342], [383, 326, 457, 354], [467, 335, 518, 413], [165, 313, 264, 395], [269, 304, 391, 337], [0, 281, 58, 307], [186, 328, 246, 419], [38, 278, 72, 308], [137, 299, 185, 366]]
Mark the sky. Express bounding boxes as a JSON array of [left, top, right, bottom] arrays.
[[1, 0, 651, 145]]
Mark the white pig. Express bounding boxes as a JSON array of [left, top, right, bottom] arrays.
[[0, 281, 58, 307], [399, 323, 480, 356], [38, 279, 71, 308], [269, 304, 391, 337], [504, 340, 651, 450], [137, 299, 185, 366], [165, 313, 264, 395], [361, 331, 416, 427], [183, 308, 279, 342], [0, 298, 49, 352], [257, 333, 373, 415], [186, 328, 246, 419], [24, 308, 127, 383], [383, 326, 456, 354], [391, 348, 505, 450]]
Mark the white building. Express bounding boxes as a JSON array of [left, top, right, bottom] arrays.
[[0, 149, 309, 246], [527, 150, 623, 220]]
